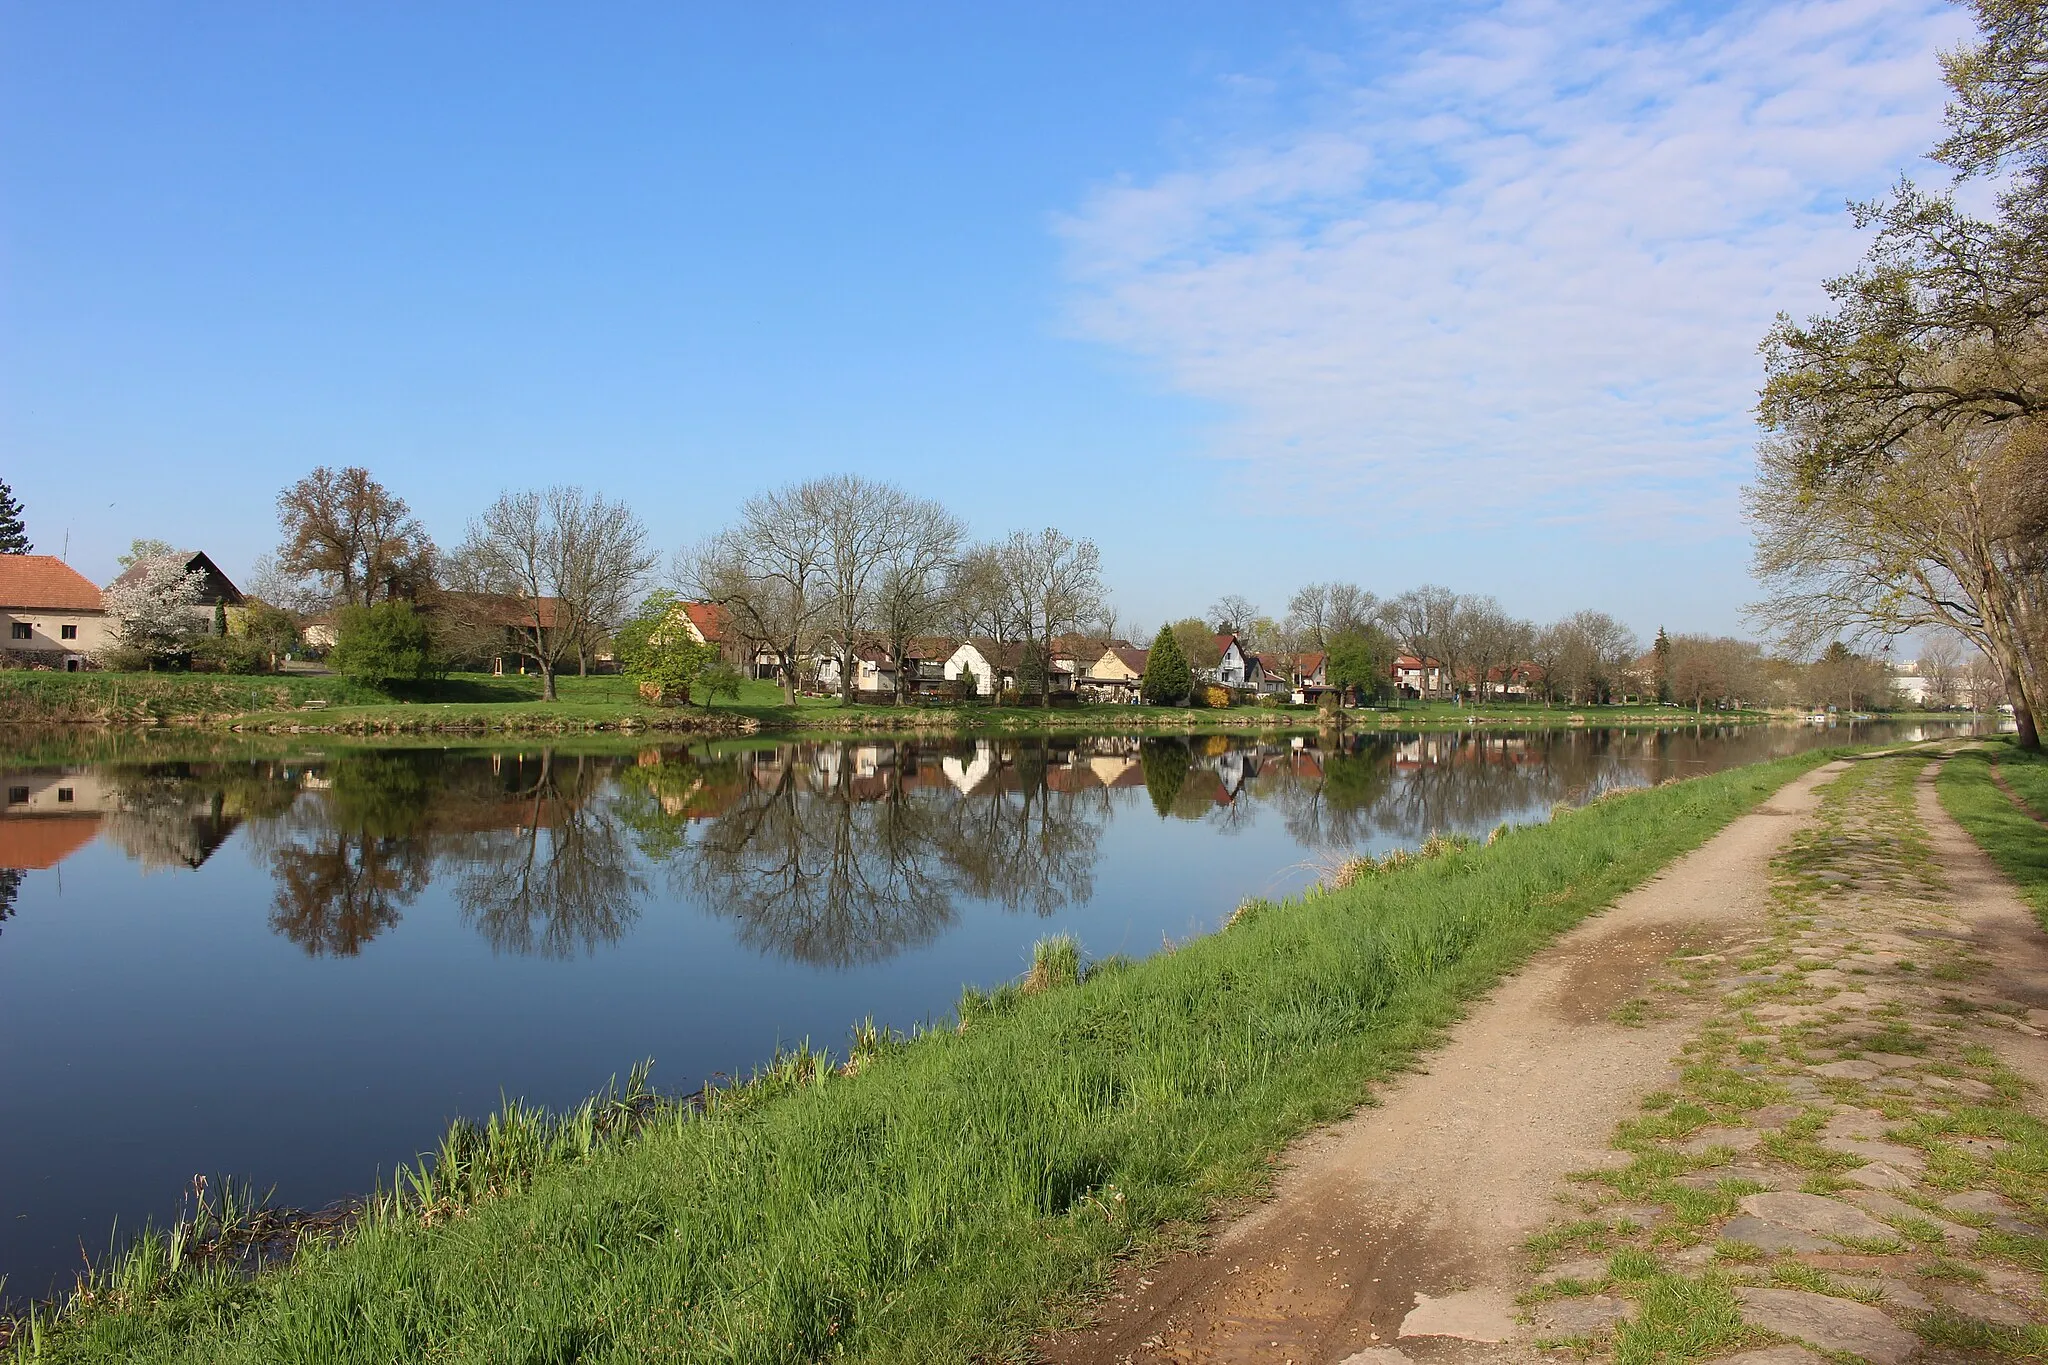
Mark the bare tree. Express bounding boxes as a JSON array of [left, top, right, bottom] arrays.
[[811, 476, 962, 704], [871, 502, 967, 704], [1918, 633, 1964, 708], [941, 544, 1018, 643], [1210, 594, 1260, 635], [1667, 635, 1764, 713], [1285, 582, 1379, 652], [1383, 585, 1467, 699], [1461, 601, 1534, 702], [681, 482, 831, 705], [275, 466, 435, 609], [552, 490, 657, 676], [998, 529, 1105, 707], [1747, 418, 2048, 748], [455, 487, 653, 701]]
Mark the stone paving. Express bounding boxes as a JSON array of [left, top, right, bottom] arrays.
[[1507, 753, 2048, 1364]]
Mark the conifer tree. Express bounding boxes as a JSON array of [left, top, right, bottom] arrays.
[[1140, 623, 1192, 705], [1654, 626, 1672, 703], [0, 479, 29, 554]]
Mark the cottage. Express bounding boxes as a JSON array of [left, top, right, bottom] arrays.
[[1214, 633, 1251, 687], [944, 639, 1023, 697], [0, 556, 109, 668], [1083, 642, 1148, 701], [108, 550, 244, 613], [1393, 654, 1443, 698]]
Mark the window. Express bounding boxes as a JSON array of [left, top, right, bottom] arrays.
[[56, 788, 73, 803], [6, 788, 27, 805], [8, 623, 28, 640], [60, 624, 76, 640]]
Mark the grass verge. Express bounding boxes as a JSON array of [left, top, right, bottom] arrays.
[[13, 750, 1842, 1364], [1936, 741, 2048, 926], [3, 668, 1785, 736]]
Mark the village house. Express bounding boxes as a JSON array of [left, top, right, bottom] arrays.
[[109, 550, 244, 622], [1392, 654, 1443, 698], [944, 639, 1023, 697], [0, 555, 110, 669], [1083, 642, 1148, 701]]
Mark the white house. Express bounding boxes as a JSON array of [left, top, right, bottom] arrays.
[[943, 639, 1021, 697]]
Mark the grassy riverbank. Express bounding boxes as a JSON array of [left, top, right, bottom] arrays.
[[2, 668, 1784, 736], [1937, 739, 2048, 925], [11, 747, 1846, 1364]]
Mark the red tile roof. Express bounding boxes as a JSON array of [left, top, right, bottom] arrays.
[[681, 601, 729, 643], [0, 556, 103, 612]]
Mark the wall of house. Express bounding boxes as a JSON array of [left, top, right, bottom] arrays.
[[1, 610, 110, 662]]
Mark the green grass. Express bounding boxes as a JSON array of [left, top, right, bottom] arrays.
[[1937, 742, 2048, 927], [9, 747, 1845, 1364], [4, 666, 1798, 736]]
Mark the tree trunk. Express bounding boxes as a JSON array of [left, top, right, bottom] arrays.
[[541, 658, 557, 701], [780, 645, 797, 706], [2002, 659, 2042, 752], [578, 646, 588, 678]]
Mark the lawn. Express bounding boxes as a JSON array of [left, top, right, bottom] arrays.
[[0, 667, 1785, 736], [1937, 739, 2048, 926], [15, 747, 1843, 1364]]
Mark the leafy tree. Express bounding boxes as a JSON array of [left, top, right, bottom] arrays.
[[276, 466, 435, 608], [0, 480, 30, 554], [330, 601, 437, 685], [699, 661, 745, 703], [240, 601, 300, 670], [1140, 624, 1192, 705], [1326, 625, 1396, 706], [1169, 617, 1223, 673], [614, 591, 716, 705], [1140, 738, 1191, 818]]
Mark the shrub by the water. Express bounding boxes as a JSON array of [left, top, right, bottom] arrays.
[[329, 602, 437, 687]]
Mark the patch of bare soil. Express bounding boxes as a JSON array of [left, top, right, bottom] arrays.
[[1037, 763, 1847, 1365]]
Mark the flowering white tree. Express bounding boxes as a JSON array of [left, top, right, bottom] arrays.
[[99, 559, 206, 667]]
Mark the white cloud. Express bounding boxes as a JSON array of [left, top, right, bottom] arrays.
[[1059, 0, 1974, 534]]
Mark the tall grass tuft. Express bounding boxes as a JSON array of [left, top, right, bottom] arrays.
[[1025, 933, 1082, 992]]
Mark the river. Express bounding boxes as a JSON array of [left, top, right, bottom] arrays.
[[0, 718, 1995, 1299]]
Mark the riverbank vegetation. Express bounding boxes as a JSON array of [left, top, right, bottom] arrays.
[[6, 748, 1845, 1363], [1936, 739, 2048, 925], [0, 666, 1812, 737]]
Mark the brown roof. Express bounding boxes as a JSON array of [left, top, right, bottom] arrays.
[[441, 591, 567, 630], [0, 556, 103, 613], [0, 816, 104, 869], [108, 551, 243, 605], [1296, 652, 1327, 676], [1109, 645, 1148, 673]]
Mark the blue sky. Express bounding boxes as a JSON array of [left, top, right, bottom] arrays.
[[0, 1, 1970, 641]]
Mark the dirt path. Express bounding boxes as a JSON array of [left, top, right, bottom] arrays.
[[1041, 762, 1851, 1365]]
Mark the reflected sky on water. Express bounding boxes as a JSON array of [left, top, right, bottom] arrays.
[[0, 718, 1993, 1297]]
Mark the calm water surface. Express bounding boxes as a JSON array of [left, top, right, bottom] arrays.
[[0, 719, 1992, 1296]]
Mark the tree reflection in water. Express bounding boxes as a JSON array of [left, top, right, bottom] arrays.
[[451, 752, 643, 959], [20, 721, 1909, 964], [260, 753, 438, 957]]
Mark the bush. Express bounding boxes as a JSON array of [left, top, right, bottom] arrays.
[[330, 602, 437, 686], [613, 592, 714, 705], [189, 635, 272, 675]]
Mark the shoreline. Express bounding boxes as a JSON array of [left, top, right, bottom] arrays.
[[3, 746, 1856, 1361]]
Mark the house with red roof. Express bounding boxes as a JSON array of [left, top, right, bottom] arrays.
[[0, 555, 109, 668]]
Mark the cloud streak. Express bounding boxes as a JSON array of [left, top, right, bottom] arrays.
[[1059, 0, 1973, 534]]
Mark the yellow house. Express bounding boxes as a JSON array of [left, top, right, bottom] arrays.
[[1083, 642, 1148, 699], [0, 556, 110, 669]]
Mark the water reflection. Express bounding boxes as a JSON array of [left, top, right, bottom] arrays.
[[0, 721, 1999, 967]]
